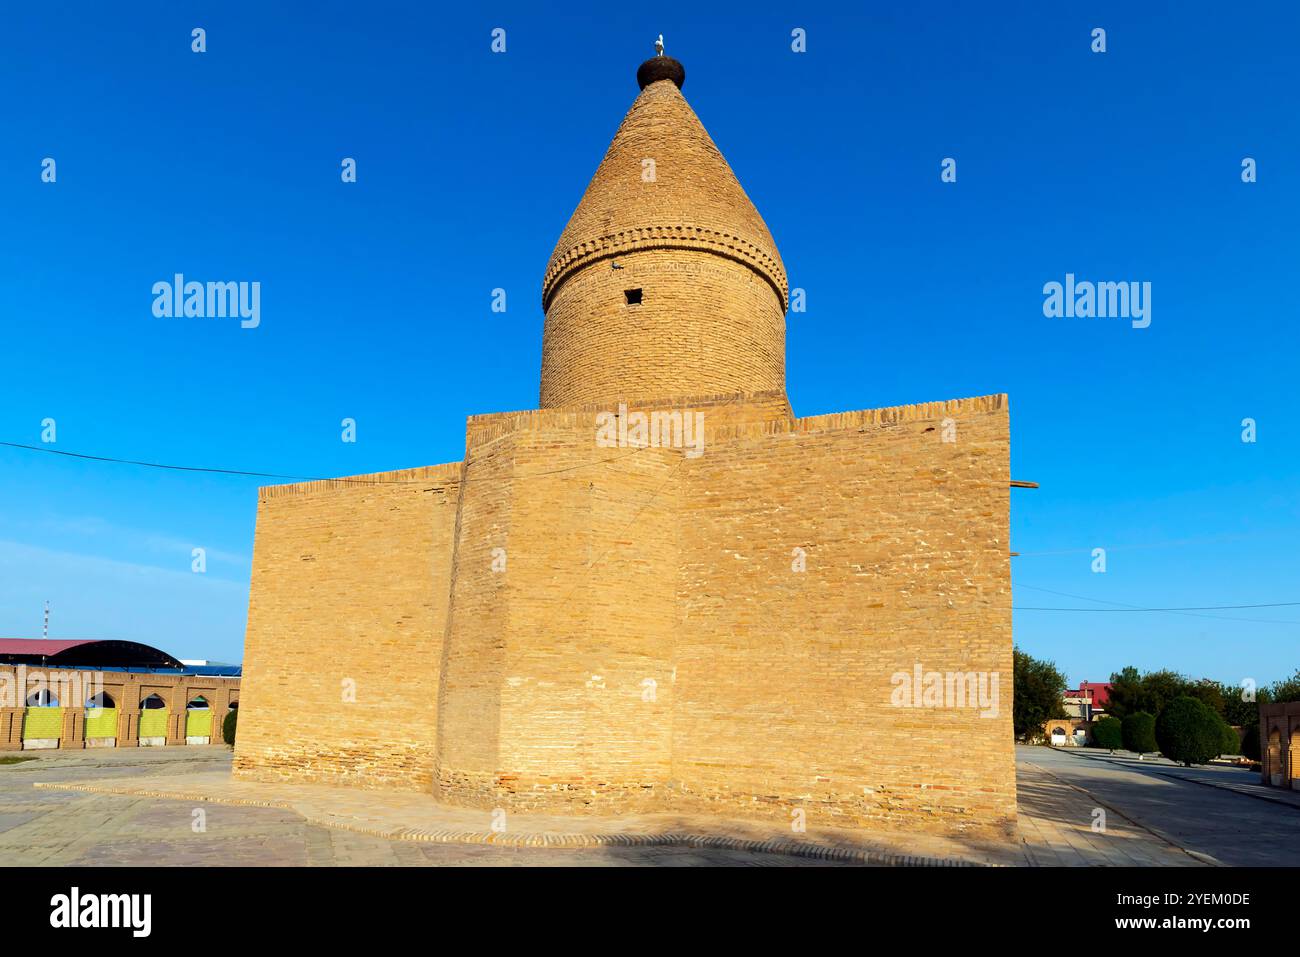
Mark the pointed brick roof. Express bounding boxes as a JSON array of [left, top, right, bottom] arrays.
[[542, 65, 787, 312]]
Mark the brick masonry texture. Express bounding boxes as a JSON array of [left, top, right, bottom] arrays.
[[235, 68, 1016, 838], [540, 77, 786, 408]]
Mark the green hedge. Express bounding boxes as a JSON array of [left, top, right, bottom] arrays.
[[222, 709, 238, 747], [1217, 716, 1241, 756], [1092, 716, 1123, 751], [1121, 711, 1157, 754], [1155, 696, 1222, 766]]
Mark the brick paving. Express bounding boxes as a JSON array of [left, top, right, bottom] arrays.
[[1, 744, 1284, 866]]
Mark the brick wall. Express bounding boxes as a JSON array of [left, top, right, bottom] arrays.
[[235, 393, 1015, 837], [434, 423, 681, 810], [669, 394, 1014, 833], [235, 464, 460, 789], [541, 249, 786, 408], [0, 666, 239, 750], [1260, 701, 1300, 788]]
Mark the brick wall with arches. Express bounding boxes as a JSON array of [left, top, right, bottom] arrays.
[[0, 665, 239, 751]]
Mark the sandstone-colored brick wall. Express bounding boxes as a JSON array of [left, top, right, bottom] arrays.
[[434, 424, 680, 810], [672, 394, 1014, 834], [236, 393, 1014, 836], [541, 249, 785, 408], [1260, 701, 1300, 788], [235, 464, 461, 790], [465, 388, 793, 453]]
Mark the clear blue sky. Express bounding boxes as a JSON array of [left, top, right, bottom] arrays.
[[2, 1, 1296, 687]]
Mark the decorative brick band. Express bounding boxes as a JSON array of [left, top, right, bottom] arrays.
[[542, 225, 789, 312]]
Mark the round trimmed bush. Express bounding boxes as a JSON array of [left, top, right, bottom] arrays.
[[1092, 716, 1123, 751], [1155, 696, 1222, 766], [1122, 711, 1157, 755], [222, 709, 238, 747]]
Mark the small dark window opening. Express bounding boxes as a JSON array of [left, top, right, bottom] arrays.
[[624, 288, 643, 305]]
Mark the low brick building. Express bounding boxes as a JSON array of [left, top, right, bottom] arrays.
[[0, 639, 239, 751], [1260, 701, 1300, 789], [235, 48, 1018, 836]]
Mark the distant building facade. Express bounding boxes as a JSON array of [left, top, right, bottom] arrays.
[[1260, 701, 1300, 790], [1063, 680, 1111, 722], [0, 639, 239, 751]]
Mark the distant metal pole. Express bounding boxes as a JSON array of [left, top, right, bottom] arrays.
[[43, 601, 49, 638]]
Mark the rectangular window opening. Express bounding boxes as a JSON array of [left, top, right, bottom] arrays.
[[624, 288, 643, 305]]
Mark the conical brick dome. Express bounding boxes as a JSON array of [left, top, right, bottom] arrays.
[[539, 54, 788, 409]]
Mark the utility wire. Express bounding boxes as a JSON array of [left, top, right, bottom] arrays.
[[6, 441, 1297, 622], [0, 440, 341, 482], [1016, 602, 1300, 611], [0, 438, 656, 484], [1014, 583, 1300, 625]]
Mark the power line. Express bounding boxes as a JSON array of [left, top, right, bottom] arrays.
[[1014, 583, 1300, 624], [0, 440, 365, 483], [1016, 602, 1300, 611], [7, 441, 1297, 623], [0, 438, 659, 484]]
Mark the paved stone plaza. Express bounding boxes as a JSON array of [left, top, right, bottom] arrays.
[[0, 745, 1295, 866]]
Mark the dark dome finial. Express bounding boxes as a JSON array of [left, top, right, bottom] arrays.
[[637, 39, 685, 90]]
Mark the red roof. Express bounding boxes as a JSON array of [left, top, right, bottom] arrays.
[[0, 639, 98, 656], [1068, 681, 1112, 706]]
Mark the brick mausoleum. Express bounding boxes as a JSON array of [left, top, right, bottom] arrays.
[[235, 50, 1016, 836]]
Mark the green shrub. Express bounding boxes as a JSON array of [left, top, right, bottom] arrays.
[[222, 709, 238, 747], [1122, 711, 1157, 754], [1217, 717, 1241, 757], [1155, 696, 1222, 766], [1092, 716, 1123, 751]]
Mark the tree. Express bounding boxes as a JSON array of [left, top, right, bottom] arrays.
[[1186, 678, 1227, 718], [1092, 716, 1123, 752], [222, 709, 238, 747], [1216, 714, 1241, 757], [1155, 696, 1223, 766], [1268, 669, 1300, 704], [1105, 666, 1144, 721], [1220, 680, 1268, 726], [1013, 648, 1068, 739], [1140, 670, 1194, 717], [1122, 711, 1157, 755]]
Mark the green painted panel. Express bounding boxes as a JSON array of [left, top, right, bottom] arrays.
[[85, 708, 118, 739], [139, 709, 168, 738], [185, 709, 211, 737], [22, 707, 63, 740]]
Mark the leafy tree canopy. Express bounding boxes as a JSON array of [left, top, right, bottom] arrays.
[[1013, 648, 1068, 739], [1155, 696, 1223, 766], [1121, 711, 1157, 754]]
